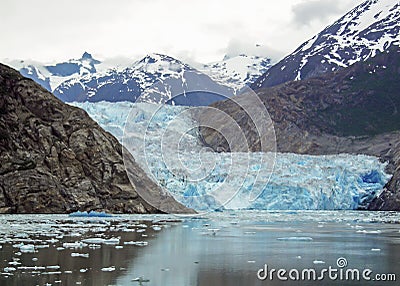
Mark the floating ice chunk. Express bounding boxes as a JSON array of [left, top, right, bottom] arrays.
[[115, 246, 123, 249], [3, 267, 16, 272], [137, 229, 146, 233], [80, 268, 88, 273], [32, 257, 38, 261], [69, 211, 113, 217], [277, 237, 313, 241], [56, 247, 65, 251], [42, 271, 62, 275], [152, 225, 162, 231], [313, 260, 325, 264], [247, 261, 256, 264], [82, 238, 105, 244], [101, 266, 115, 272], [47, 265, 60, 269], [82, 237, 120, 245], [36, 244, 49, 249], [71, 253, 89, 258], [132, 276, 150, 282], [64, 270, 73, 274], [88, 244, 101, 249], [18, 266, 46, 270], [371, 248, 381, 252], [357, 230, 382, 234], [124, 241, 148, 246], [20, 244, 35, 253], [8, 261, 21, 266], [63, 242, 87, 248]]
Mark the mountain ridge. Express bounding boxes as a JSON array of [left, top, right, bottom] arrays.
[[253, 0, 400, 89]]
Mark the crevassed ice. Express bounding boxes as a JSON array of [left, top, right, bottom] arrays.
[[70, 101, 391, 211]]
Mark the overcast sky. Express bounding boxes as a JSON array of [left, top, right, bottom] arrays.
[[0, 0, 365, 64]]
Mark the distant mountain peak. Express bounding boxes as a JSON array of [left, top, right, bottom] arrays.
[[81, 51, 93, 59]]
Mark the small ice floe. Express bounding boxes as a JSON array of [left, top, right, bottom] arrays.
[[56, 247, 65, 251], [208, 228, 220, 236], [88, 244, 101, 249], [182, 225, 189, 228], [137, 229, 146, 233], [46, 238, 59, 244], [42, 271, 62, 275], [3, 267, 16, 272], [20, 244, 35, 253], [8, 261, 21, 266], [18, 266, 46, 270], [101, 266, 115, 272], [296, 256, 302, 259], [244, 231, 256, 235], [0, 245, 2, 249], [82, 237, 120, 245], [124, 241, 148, 246], [63, 242, 87, 249], [161, 268, 170, 271], [80, 268, 88, 273], [371, 248, 381, 252], [247, 261, 256, 264], [47, 265, 60, 270], [313, 260, 325, 264], [142, 234, 148, 237], [357, 230, 382, 234], [132, 276, 150, 283], [277, 237, 313, 241], [32, 257, 38, 261], [71, 253, 89, 258], [64, 270, 73, 274], [115, 246, 123, 249], [69, 211, 113, 218], [36, 244, 49, 249], [152, 225, 162, 231]]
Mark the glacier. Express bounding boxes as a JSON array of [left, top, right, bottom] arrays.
[[71, 101, 391, 212]]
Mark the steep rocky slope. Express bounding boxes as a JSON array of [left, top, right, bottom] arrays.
[[253, 0, 400, 89], [200, 47, 400, 210], [0, 64, 192, 214]]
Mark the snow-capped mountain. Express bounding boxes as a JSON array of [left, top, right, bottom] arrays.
[[7, 52, 272, 105], [198, 54, 272, 91], [253, 0, 400, 89], [54, 53, 234, 105], [6, 52, 103, 92]]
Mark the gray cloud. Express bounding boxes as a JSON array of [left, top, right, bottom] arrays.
[[291, 0, 351, 26]]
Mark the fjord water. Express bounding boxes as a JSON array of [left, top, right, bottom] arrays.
[[1, 211, 399, 286]]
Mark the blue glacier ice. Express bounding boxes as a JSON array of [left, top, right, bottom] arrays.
[[70, 101, 391, 212]]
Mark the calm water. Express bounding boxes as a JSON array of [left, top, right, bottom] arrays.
[[0, 211, 399, 286]]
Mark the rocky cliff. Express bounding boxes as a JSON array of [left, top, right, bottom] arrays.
[[0, 64, 192, 214]]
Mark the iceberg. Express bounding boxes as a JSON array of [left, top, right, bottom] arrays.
[[69, 211, 113, 217], [71, 101, 391, 212]]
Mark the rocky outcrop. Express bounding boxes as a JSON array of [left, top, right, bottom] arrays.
[[0, 63, 192, 214], [200, 48, 400, 211]]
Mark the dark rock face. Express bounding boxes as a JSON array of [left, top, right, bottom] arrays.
[[201, 48, 400, 211], [0, 64, 192, 214]]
